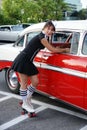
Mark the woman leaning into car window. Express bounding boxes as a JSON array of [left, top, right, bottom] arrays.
[[11, 20, 69, 114]]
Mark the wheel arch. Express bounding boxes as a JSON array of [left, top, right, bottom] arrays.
[[5, 68, 20, 94]]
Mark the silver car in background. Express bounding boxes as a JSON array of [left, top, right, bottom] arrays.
[[0, 24, 31, 42]]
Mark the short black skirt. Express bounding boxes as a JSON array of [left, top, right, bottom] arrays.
[[11, 52, 39, 76]]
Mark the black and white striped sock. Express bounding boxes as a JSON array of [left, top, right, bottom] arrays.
[[27, 85, 36, 97], [20, 89, 27, 100]]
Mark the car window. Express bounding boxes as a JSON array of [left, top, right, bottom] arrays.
[[11, 25, 24, 31], [70, 32, 80, 54], [14, 31, 40, 47], [51, 31, 72, 49], [52, 32, 71, 43], [15, 36, 24, 47], [0, 27, 11, 31], [0, 27, 4, 31], [27, 32, 40, 44], [82, 34, 87, 55]]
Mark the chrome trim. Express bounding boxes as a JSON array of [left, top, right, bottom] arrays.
[[34, 62, 86, 78]]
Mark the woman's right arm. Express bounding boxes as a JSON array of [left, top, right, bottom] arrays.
[[41, 38, 70, 53]]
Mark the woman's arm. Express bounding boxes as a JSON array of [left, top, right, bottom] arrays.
[[41, 38, 70, 53]]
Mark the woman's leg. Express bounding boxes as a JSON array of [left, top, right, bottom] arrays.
[[19, 73, 28, 90], [27, 74, 39, 106], [29, 74, 39, 87], [27, 74, 39, 95], [18, 73, 34, 112], [19, 73, 28, 101]]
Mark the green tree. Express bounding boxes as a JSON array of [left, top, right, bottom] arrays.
[[34, 0, 68, 21], [53, 0, 68, 20], [0, 9, 4, 25], [2, 0, 30, 24], [1, 0, 68, 24], [78, 9, 87, 20]]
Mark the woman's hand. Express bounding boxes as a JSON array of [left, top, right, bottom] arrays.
[[55, 46, 70, 53], [65, 48, 70, 53]]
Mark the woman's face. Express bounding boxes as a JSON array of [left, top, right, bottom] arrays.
[[44, 26, 55, 36]]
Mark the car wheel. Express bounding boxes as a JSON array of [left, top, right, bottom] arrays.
[[5, 68, 20, 94]]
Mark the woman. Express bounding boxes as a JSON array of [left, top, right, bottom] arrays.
[[11, 21, 69, 113]]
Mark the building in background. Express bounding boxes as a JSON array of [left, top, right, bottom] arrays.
[[65, 0, 82, 11], [64, 0, 82, 20]]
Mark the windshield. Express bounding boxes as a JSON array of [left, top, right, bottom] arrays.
[[11, 25, 25, 31]]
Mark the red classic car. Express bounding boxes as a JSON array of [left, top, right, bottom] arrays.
[[0, 20, 87, 111]]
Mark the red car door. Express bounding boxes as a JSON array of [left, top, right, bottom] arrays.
[[39, 50, 85, 109]]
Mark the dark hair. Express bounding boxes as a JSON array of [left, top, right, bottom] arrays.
[[43, 20, 55, 31]]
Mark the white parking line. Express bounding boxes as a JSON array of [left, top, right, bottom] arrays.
[[0, 90, 87, 130], [0, 90, 87, 120], [80, 125, 87, 130], [0, 91, 21, 100], [32, 100, 87, 120], [0, 96, 12, 102], [0, 106, 47, 130]]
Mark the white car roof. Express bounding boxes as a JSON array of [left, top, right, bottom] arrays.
[[55, 20, 87, 30], [20, 20, 87, 36]]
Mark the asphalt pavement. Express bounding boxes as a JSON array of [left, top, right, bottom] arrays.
[[0, 70, 87, 130]]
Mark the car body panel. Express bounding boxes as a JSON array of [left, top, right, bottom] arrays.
[[0, 20, 87, 111], [37, 51, 85, 108], [0, 31, 20, 42]]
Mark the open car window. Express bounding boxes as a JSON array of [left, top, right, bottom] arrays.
[[51, 31, 80, 55], [52, 32, 71, 43], [51, 31, 72, 48]]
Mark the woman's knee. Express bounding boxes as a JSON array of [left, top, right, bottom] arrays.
[[30, 75, 39, 87], [18, 73, 28, 89], [32, 78, 39, 87]]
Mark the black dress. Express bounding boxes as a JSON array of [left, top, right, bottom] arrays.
[[11, 32, 46, 76]]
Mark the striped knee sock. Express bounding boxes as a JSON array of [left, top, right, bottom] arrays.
[[20, 89, 27, 100], [27, 85, 36, 97]]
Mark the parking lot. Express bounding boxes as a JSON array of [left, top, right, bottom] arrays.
[[0, 71, 87, 130]]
